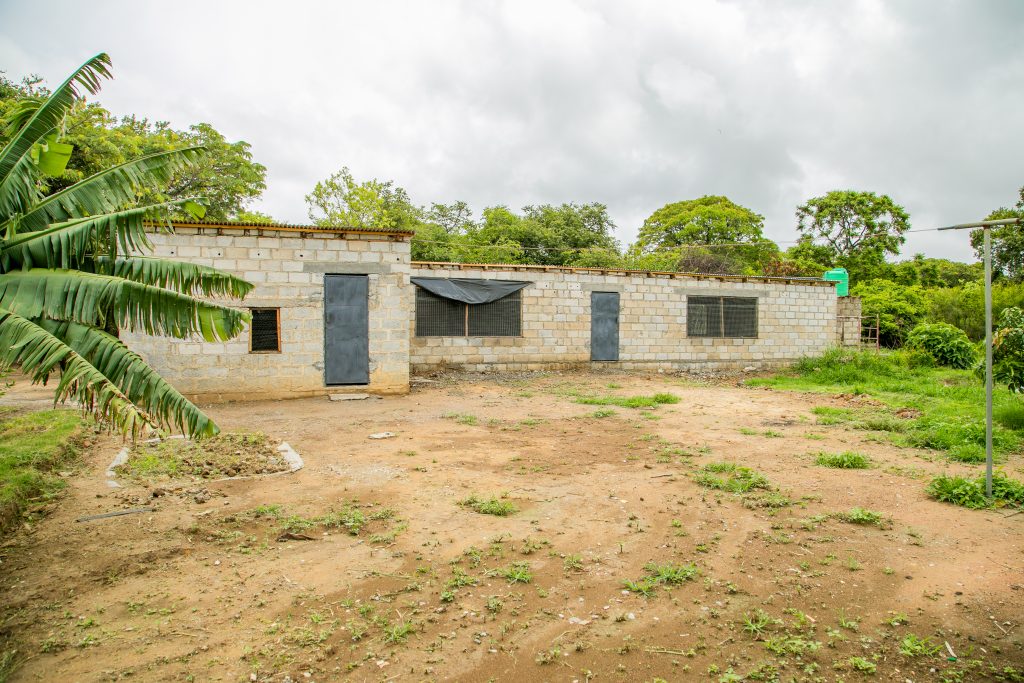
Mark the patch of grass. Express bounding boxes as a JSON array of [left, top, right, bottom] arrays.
[[563, 554, 584, 572], [754, 348, 1023, 459], [836, 507, 885, 526], [590, 408, 616, 418], [815, 451, 871, 469], [694, 462, 770, 493], [458, 494, 518, 516], [764, 635, 821, 656], [443, 412, 478, 426], [489, 561, 532, 584], [624, 561, 699, 596], [0, 409, 84, 536], [947, 444, 989, 463], [899, 633, 940, 657], [575, 393, 679, 409], [927, 473, 1024, 509], [742, 609, 778, 637], [847, 656, 876, 674], [382, 620, 415, 644]]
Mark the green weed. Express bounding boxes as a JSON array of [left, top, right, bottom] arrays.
[[459, 494, 518, 516], [815, 451, 871, 469], [694, 463, 770, 493], [575, 393, 679, 409], [899, 633, 940, 657], [927, 473, 1024, 509]]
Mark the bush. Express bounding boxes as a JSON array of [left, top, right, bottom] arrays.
[[926, 282, 1024, 341], [852, 279, 928, 347], [991, 307, 1024, 393], [905, 323, 977, 369], [815, 451, 871, 469], [927, 473, 1024, 509]]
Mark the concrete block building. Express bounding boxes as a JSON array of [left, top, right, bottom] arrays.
[[125, 220, 857, 401]]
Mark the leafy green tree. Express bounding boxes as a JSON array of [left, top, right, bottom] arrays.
[[305, 166, 422, 232], [633, 196, 777, 275], [0, 77, 267, 221], [926, 282, 1024, 341], [0, 54, 251, 437], [795, 190, 910, 281], [883, 254, 982, 288], [971, 187, 1024, 281], [233, 210, 277, 224], [851, 279, 928, 347], [906, 322, 976, 369]]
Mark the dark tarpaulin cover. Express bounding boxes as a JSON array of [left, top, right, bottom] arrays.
[[411, 277, 531, 304]]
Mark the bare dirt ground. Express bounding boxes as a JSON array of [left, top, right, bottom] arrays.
[[1, 371, 1022, 682]]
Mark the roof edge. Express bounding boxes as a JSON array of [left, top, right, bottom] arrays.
[[411, 261, 831, 286], [153, 219, 414, 237]]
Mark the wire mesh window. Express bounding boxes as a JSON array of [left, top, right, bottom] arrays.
[[415, 288, 522, 337], [250, 308, 281, 352], [687, 296, 758, 338]]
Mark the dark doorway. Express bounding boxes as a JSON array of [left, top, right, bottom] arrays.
[[324, 275, 369, 385], [590, 291, 620, 361]]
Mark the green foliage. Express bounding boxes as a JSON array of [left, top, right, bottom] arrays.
[[458, 494, 518, 516], [575, 392, 679, 409], [926, 473, 1024, 509], [795, 190, 911, 281], [899, 633, 941, 657], [991, 307, 1024, 393], [815, 451, 871, 468], [906, 322, 977, 369], [624, 561, 699, 596], [695, 462, 771, 493], [0, 55, 250, 438], [633, 195, 778, 275], [925, 282, 1024, 341], [0, 409, 82, 535], [882, 254, 982, 288], [758, 348, 1022, 459], [971, 187, 1024, 281], [852, 279, 928, 347], [836, 507, 884, 526]]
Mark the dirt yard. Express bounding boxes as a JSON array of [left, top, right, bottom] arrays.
[[1, 371, 1022, 682]]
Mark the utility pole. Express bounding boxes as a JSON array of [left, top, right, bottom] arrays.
[[938, 217, 1020, 498]]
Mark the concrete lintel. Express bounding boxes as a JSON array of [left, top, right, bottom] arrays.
[[303, 262, 392, 275]]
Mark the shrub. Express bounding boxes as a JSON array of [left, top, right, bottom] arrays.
[[852, 279, 928, 347], [695, 463, 770, 493], [459, 495, 518, 516], [926, 473, 1024, 509], [906, 323, 977, 369], [991, 307, 1024, 393]]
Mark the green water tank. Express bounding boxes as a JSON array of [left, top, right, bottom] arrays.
[[823, 268, 849, 296]]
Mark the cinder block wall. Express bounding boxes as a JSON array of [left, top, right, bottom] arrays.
[[836, 296, 864, 347], [409, 265, 838, 372], [123, 226, 411, 401]]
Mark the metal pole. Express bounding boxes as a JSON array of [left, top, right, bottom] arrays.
[[937, 216, 1021, 501], [984, 227, 993, 498]]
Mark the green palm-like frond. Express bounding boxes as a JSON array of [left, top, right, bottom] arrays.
[[1, 204, 165, 270], [39, 320, 219, 438], [0, 54, 113, 218], [0, 269, 250, 341], [0, 307, 144, 435], [10, 147, 206, 234], [91, 256, 254, 299]]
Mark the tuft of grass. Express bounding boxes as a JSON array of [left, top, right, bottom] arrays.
[[836, 507, 885, 526], [382, 620, 415, 644], [815, 451, 871, 469], [575, 393, 679, 409], [899, 633, 940, 657], [459, 494, 518, 516], [995, 402, 1024, 431], [0, 409, 84, 536], [590, 408, 616, 418], [624, 561, 699, 597], [947, 444, 988, 463], [443, 412, 478, 426], [694, 462, 770, 493], [489, 561, 532, 584], [926, 473, 1024, 509]]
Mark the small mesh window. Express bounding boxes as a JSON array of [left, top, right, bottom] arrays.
[[414, 286, 522, 337], [687, 296, 757, 338], [250, 308, 280, 352], [415, 288, 466, 336], [468, 291, 522, 336]]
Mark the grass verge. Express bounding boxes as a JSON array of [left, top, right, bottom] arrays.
[[750, 348, 1024, 460], [0, 408, 84, 536]]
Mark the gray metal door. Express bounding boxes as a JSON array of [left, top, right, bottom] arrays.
[[324, 275, 369, 385], [591, 291, 619, 361]]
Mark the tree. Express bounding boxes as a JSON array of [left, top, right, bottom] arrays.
[[795, 190, 910, 281], [632, 196, 777, 275], [971, 186, 1024, 281], [305, 166, 422, 232], [0, 54, 251, 438], [991, 307, 1024, 393], [0, 77, 267, 221]]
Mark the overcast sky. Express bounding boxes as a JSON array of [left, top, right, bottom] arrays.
[[2, 1, 1022, 262]]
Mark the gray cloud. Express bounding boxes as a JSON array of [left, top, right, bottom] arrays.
[[2, 0, 1022, 262]]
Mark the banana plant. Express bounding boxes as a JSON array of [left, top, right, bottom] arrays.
[[0, 54, 253, 438]]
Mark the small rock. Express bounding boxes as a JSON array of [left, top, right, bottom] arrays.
[[368, 432, 396, 440]]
